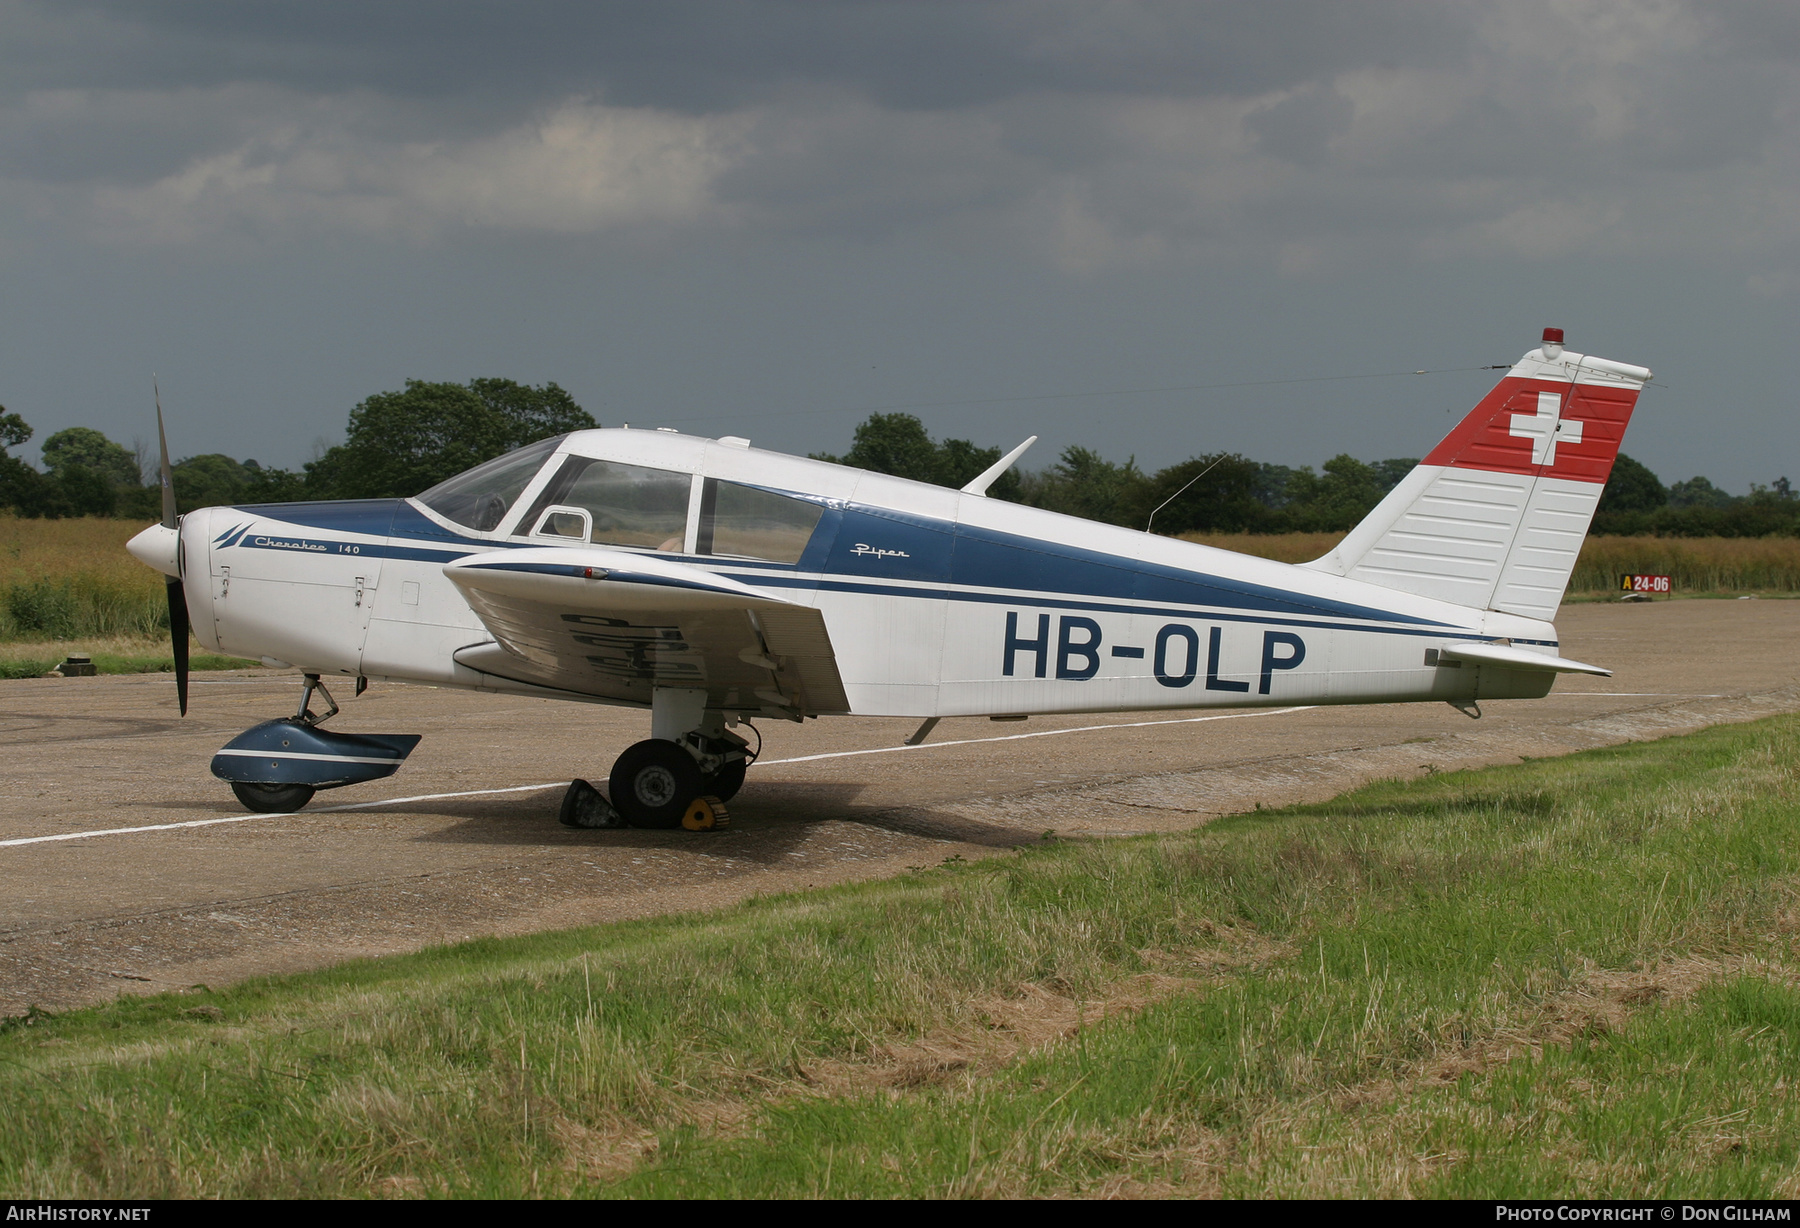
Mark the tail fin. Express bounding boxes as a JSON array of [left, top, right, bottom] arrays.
[[1305, 328, 1651, 620]]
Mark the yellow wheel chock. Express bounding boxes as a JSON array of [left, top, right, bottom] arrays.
[[682, 795, 730, 831]]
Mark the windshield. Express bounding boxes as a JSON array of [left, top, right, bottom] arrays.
[[416, 436, 564, 532]]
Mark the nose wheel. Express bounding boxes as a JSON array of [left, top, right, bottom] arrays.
[[231, 781, 317, 813]]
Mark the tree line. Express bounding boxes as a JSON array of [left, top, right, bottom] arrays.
[[0, 379, 594, 517], [810, 411, 1420, 534], [814, 411, 1800, 537], [1, 385, 1793, 538]]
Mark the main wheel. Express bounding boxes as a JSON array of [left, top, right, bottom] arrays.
[[609, 740, 703, 829], [704, 759, 747, 803], [231, 781, 316, 813]]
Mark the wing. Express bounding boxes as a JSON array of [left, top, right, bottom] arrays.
[[444, 547, 849, 717]]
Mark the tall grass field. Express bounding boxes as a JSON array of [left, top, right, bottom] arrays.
[[3, 713, 1799, 1197], [0, 516, 167, 640], [1570, 535, 1800, 595], [1186, 529, 1800, 596], [0, 516, 256, 675]]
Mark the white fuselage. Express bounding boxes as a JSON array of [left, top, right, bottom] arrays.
[[170, 429, 1560, 719]]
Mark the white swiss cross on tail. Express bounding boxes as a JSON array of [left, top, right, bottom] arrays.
[[1508, 391, 1583, 466]]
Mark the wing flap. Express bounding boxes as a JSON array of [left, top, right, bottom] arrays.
[[756, 607, 851, 714], [444, 547, 850, 713]]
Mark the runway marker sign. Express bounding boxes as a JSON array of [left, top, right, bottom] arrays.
[[1621, 573, 1672, 595]]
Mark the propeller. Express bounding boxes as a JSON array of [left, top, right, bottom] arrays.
[[155, 379, 190, 716]]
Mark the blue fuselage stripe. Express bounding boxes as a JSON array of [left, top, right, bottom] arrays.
[[725, 572, 1512, 641], [226, 498, 1550, 646]]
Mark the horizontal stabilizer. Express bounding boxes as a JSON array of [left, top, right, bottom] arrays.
[[1438, 641, 1610, 676]]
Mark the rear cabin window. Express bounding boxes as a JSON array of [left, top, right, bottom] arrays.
[[417, 436, 564, 532], [517, 456, 691, 550], [697, 480, 824, 564]]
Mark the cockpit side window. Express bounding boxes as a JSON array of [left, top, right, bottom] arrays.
[[416, 436, 564, 533], [516, 456, 692, 551], [696, 480, 824, 564]]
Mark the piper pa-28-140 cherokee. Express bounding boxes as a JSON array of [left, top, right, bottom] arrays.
[[128, 327, 1650, 831]]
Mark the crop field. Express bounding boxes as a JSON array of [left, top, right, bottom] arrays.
[[1179, 530, 1348, 564], [1184, 529, 1800, 597], [3, 713, 1798, 1198], [3, 517, 1792, 676], [0, 516, 251, 675], [1569, 536, 1800, 596], [1, 516, 166, 640]]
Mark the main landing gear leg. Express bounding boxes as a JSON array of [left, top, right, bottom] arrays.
[[605, 692, 748, 831]]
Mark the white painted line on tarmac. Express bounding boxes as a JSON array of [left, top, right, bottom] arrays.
[[753, 706, 1314, 767], [11, 693, 1721, 849], [1, 707, 1315, 848], [0, 783, 565, 848]]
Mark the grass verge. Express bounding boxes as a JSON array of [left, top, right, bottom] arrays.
[[4, 714, 1799, 1198]]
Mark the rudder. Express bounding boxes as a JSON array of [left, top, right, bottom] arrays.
[[1304, 328, 1652, 620]]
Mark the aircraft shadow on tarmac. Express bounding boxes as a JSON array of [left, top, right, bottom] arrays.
[[411, 779, 1042, 853], [141, 777, 1041, 853]]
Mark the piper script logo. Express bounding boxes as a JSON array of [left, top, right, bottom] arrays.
[[850, 543, 910, 559], [1509, 392, 1582, 466]]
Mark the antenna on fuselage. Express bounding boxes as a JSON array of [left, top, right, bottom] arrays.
[[961, 435, 1038, 497], [1144, 454, 1226, 536]]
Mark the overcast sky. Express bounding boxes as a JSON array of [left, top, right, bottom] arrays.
[[1, 0, 1795, 490]]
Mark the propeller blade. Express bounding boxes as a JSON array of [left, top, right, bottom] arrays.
[[155, 377, 187, 715], [167, 578, 190, 717], [154, 377, 176, 529]]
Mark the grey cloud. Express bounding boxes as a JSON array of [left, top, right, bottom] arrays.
[[3, 0, 1797, 507], [0, 86, 384, 186], [1243, 84, 1354, 167], [27, 0, 1473, 109], [1, 0, 1796, 277], [1705, 0, 1800, 59]]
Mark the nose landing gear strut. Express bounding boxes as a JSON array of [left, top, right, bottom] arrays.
[[211, 673, 420, 813]]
